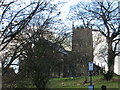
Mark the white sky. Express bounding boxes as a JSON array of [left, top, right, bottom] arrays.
[[50, 0, 82, 20], [60, 1, 76, 20]]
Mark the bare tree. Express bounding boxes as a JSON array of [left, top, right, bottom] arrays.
[[1, 0, 57, 75], [69, 1, 120, 80], [0, 0, 53, 51], [1, 0, 70, 88]]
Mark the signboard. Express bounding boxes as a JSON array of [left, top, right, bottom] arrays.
[[89, 62, 93, 71]]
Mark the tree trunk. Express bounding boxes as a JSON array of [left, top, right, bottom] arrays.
[[105, 37, 115, 80], [58, 64, 61, 77], [107, 37, 115, 73], [63, 62, 69, 77], [34, 73, 49, 89]]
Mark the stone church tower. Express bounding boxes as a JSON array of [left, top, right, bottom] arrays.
[[72, 27, 93, 76]]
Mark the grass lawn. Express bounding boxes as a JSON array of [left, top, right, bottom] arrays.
[[47, 75, 120, 89]]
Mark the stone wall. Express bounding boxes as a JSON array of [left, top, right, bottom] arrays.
[[72, 28, 93, 76]]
